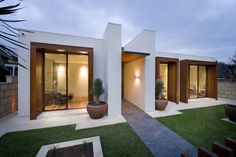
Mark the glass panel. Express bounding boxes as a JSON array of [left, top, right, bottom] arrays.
[[199, 66, 206, 97], [160, 63, 168, 99], [189, 65, 198, 98], [68, 54, 88, 109], [44, 53, 67, 110]]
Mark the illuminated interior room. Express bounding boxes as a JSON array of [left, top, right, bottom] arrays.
[[189, 65, 206, 99], [155, 57, 179, 104], [44, 52, 89, 111], [159, 63, 168, 99]]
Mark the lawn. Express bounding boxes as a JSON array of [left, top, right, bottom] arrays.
[[0, 123, 153, 157], [157, 105, 236, 149]]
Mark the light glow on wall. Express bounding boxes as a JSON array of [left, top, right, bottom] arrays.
[[79, 66, 88, 79], [135, 71, 140, 84], [57, 65, 65, 72], [57, 65, 66, 91]]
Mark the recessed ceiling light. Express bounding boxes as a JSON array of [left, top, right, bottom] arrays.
[[80, 51, 88, 54], [57, 49, 66, 52]]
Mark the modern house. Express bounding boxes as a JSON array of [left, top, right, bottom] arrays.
[[18, 23, 217, 119]]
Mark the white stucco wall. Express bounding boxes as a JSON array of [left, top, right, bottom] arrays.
[[103, 23, 122, 117], [17, 23, 218, 118], [124, 30, 156, 112], [155, 51, 216, 62], [18, 30, 106, 116], [123, 58, 145, 110]]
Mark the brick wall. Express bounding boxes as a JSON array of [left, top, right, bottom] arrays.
[[218, 81, 236, 100], [0, 76, 17, 118]]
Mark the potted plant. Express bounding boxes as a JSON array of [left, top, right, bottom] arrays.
[[155, 79, 168, 110], [87, 78, 107, 119]]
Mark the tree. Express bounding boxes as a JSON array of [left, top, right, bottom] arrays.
[[228, 51, 236, 81], [0, 0, 26, 69]]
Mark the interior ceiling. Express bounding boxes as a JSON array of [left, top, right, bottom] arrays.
[[45, 53, 88, 64], [122, 52, 149, 63]]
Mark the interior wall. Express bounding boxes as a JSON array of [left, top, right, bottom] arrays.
[[189, 65, 198, 95], [160, 64, 168, 98], [123, 58, 145, 110], [68, 63, 88, 97], [56, 63, 66, 92], [45, 59, 88, 96]]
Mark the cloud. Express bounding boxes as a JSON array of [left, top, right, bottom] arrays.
[[8, 0, 236, 62]]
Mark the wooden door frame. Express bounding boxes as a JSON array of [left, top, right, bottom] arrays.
[[180, 60, 217, 103], [30, 42, 93, 119], [155, 57, 179, 104]]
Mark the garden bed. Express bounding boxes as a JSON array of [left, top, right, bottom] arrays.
[[37, 136, 102, 157], [46, 143, 93, 157]]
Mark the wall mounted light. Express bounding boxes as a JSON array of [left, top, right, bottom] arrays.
[[135, 72, 140, 79], [80, 51, 88, 54], [57, 49, 66, 52], [134, 73, 140, 85]]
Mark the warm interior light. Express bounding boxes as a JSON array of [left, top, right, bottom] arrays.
[[135, 72, 140, 79], [80, 51, 88, 54], [57, 49, 66, 52], [134, 72, 140, 85], [57, 65, 65, 72], [79, 66, 88, 79]]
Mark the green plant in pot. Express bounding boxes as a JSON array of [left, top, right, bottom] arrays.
[[87, 78, 107, 119], [155, 79, 168, 111]]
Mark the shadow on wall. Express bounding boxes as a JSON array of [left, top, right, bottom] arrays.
[[123, 58, 145, 110]]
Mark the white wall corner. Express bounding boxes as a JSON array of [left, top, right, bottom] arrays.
[[124, 29, 156, 112], [124, 30, 155, 53], [144, 53, 156, 112], [103, 23, 122, 117]]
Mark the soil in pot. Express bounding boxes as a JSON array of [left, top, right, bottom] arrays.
[[46, 142, 93, 157]]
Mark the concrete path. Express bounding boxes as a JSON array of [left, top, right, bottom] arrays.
[[0, 109, 126, 138], [122, 101, 197, 157]]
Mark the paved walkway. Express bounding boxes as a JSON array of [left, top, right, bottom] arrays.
[[147, 98, 236, 118], [0, 109, 126, 138], [122, 101, 197, 157]]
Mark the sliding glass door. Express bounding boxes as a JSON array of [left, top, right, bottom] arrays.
[[68, 54, 88, 109], [189, 65, 207, 99], [189, 65, 198, 98], [44, 52, 88, 111], [198, 66, 206, 97], [44, 53, 67, 110]]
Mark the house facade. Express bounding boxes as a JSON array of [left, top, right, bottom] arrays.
[[18, 23, 217, 119]]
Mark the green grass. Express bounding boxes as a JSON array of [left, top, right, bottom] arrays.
[[0, 123, 153, 157], [157, 105, 236, 149]]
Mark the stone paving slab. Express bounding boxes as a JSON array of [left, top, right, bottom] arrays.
[[122, 101, 197, 157]]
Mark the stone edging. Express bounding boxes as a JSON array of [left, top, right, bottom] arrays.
[[36, 136, 103, 157]]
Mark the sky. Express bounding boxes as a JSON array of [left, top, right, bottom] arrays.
[[3, 0, 236, 62]]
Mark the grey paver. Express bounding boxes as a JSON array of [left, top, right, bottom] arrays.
[[122, 101, 197, 157]]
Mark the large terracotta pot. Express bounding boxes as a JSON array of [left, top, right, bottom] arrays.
[[155, 99, 168, 111], [87, 101, 107, 119], [225, 104, 236, 122]]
